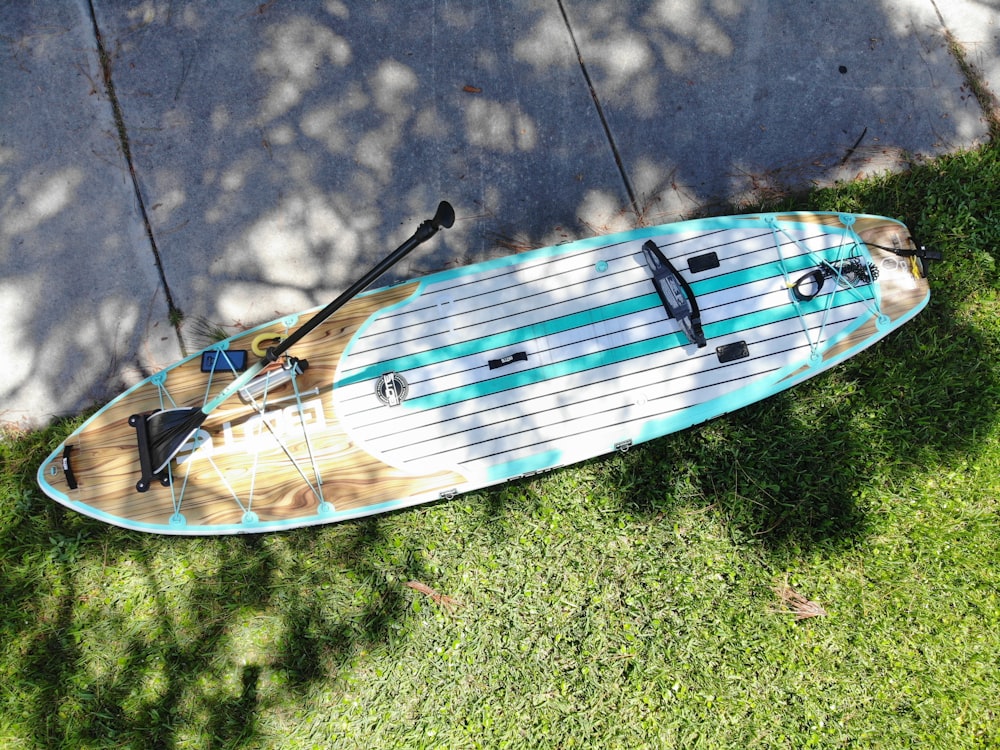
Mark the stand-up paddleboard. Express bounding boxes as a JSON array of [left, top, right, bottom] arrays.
[[38, 208, 936, 534]]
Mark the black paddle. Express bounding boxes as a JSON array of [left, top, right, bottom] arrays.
[[145, 200, 456, 474]]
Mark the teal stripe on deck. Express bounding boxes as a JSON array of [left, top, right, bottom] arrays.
[[335, 241, 865, 392], [401, 287, 874, 413], [335, 292, 661, 388]]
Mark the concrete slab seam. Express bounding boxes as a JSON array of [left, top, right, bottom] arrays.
[[930, 0, 1000, 136], [84, 0, 187, 350], [556, 0, 640, 219]]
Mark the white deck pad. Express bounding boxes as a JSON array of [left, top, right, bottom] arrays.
[[334, 215, 900, 482]]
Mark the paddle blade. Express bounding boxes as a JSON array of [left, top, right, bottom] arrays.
[[146, 408, 207, 475], [433, 200, 455, 230]]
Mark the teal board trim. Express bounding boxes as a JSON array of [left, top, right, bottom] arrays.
[[36, 454, 69, 503], [484, 449, 563, 482], [384, 219, 733, 290], [36, 455, 456, 535], [53, 499, 424, 536]]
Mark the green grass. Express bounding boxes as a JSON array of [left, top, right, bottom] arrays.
[[3, 144, 1000, 749]]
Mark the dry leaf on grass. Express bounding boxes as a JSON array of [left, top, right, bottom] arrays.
[[405, 581, 462, 613], [771, 582, 827, 620]]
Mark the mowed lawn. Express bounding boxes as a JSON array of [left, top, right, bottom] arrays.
[[1, 145, 998, 748]]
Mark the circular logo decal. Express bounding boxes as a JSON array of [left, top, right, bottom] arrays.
[[375, 372, 408, 406]]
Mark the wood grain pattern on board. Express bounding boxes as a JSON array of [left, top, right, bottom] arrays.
[[43, 281, 466, 528]]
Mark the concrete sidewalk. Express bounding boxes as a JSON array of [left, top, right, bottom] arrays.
[[1, 0, 996, 428]]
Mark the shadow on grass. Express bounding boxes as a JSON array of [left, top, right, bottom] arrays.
[[6, 520, 267, 748], [4, 154, 998, 750], [1, 411, 464, 749], [609, 263, 999, 563], [270, 517, 416, 690], [0, 440, 389, 750]]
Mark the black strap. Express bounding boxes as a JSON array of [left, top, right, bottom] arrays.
[[489, 351, 528, 370], [62, 445, 78, 490], [891, 245, 942, 261], [867, 238, 942, 261]]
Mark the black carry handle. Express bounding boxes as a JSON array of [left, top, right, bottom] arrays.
[[642, 240, 707, 348]]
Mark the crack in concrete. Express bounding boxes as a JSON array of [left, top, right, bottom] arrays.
[[930, 0, 1000, 138], [556, 0, 640, 221], [85, 0, 187, 353]]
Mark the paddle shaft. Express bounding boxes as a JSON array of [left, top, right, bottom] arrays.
[[269, 215, 447, 361], [200, 202, 455, 415]]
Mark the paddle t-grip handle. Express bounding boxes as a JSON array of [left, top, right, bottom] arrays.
[[432, 200, 456, 230]]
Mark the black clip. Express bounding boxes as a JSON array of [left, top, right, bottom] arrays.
[[910, 245, 943, 261], [887, 236, 942, 261]]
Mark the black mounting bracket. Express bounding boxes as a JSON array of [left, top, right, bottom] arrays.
[[128, 412, 172, 493], [642, 240, 707, 348]]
